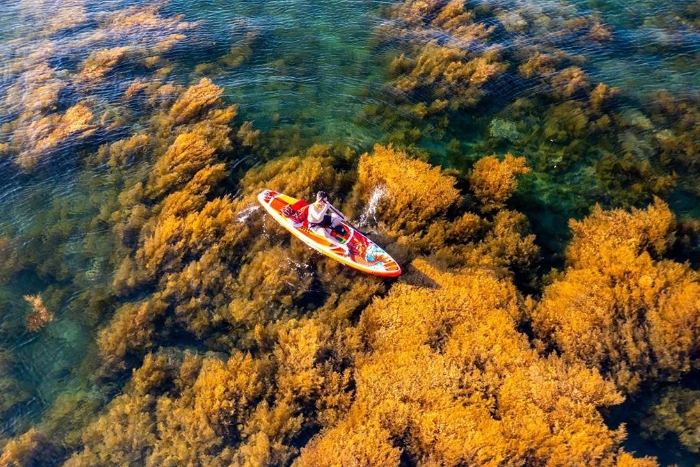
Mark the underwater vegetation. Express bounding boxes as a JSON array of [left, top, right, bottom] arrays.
[[296, 258, 657, 467], [0, 1, 196, 171], [533, 199, 700, 393], [366, 0, 700, 219], [0, 0, 699, 466], [641, 387, 700, 455], [23, 294, 54, 332], [5, 114, 700, 465]]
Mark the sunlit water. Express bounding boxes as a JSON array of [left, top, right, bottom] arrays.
[[1, 0, 699, 464]]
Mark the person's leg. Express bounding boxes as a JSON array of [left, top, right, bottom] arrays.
[[311, 215, 334, 239], [329, 213, 348, 236], [329, 212, 342, 228], [311, 225, 349, 254], [311, 225, 336, 242]]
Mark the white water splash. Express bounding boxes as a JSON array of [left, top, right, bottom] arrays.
[[285, 256, 311, 272], [235, 205, 260, 223], [358, 185, 386, 227]]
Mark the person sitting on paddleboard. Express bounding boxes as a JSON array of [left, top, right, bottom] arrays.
[[308, 191, 348, 249]]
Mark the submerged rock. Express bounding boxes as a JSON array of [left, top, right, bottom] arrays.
[[489, 118, 522, 142], [621, 108, 655, 131]]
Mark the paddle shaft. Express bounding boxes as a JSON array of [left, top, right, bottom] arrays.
[[326, 202, 371, 237]]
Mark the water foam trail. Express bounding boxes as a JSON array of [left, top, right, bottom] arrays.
[[358, 185, 386, 227], [235, 205, 260, 223]]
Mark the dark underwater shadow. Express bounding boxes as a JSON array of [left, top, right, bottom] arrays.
[[399, 263, 442, 290]]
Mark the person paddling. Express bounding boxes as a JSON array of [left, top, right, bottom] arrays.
[[307, 191, 348, 249]]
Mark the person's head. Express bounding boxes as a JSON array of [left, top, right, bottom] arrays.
[[316, 191, 328, 203]]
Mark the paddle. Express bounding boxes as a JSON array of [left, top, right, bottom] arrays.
[[326, 202, 374, 237]]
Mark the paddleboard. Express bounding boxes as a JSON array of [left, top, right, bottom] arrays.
[[257, 189, 401, 277]]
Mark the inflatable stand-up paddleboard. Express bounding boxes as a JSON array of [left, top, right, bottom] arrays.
[[257, 189, 401, 277]]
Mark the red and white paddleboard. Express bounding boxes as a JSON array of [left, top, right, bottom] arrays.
[[257, 189, 401, 277]]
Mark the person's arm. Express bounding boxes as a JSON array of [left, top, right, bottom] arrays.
[[326, 202, 346, 220]]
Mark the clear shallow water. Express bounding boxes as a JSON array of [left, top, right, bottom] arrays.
[[581, 4, 700, 109], [161, 0, 394, 145], [0, 0, 699, 464]]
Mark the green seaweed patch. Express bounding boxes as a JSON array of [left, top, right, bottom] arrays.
[[642, 387, 700, 454]]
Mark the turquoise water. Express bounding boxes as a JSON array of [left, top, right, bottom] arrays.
[[1, 0, 699, 464], [163, 0, 390, 142]]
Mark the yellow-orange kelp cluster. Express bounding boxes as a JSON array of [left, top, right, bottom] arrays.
[[366, 0, 699, 207], [533, 199, 700, 393], [4, 97, 700, 466], [0, 0, 245, 457], [0, 0, 257, 331], [0, 3, 202, 449], [297, 259, 637, 466]]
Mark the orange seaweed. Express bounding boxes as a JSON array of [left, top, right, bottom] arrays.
[[469, 154, 530, 212], [24, 294, 54, 331], [532, 199, 700, 392]]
